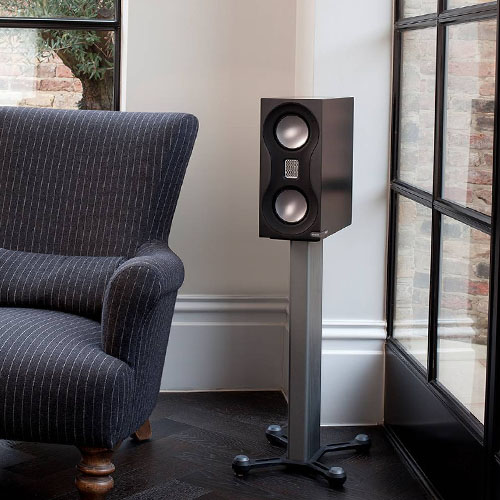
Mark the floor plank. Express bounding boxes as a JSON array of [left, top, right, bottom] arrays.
[[0, 391, 429, 499]]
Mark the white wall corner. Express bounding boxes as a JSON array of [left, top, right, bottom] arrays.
[[321, 320, 386, 426]]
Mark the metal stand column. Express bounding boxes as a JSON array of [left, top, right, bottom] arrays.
[[232, 241, 371, 488], [288, 240, 323, 462]]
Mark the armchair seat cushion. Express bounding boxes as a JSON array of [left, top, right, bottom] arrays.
[[0, 307, 133, 448]]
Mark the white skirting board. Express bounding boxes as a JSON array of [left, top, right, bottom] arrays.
[[320, 320, 386, 426], [161, 295, 288, 391], [161, 295, 386, 425]]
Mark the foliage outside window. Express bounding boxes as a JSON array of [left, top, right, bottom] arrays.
[[0, 0, 118, 110]]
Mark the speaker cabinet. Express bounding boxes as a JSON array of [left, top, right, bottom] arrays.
[[259, 97, 353, 241]]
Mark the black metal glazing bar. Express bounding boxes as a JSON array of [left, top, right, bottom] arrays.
[[113, 0, 121, 111], [484, 3, 500, 497], [386, 22, 402, 339], [426, 0, 446, 382], [0, 0, 121, 111], [395, 0, 402, 23], [386, 190, 398, 339], [390, 182, 491, 231], [0, 17, 119, 30], [395, 15, 437, 30], [439, 2, 497, 25], [391, 180, 433, 207], [391, 28, 402, 184], [396, 2, 496, 31], [434, 199, 492, 234]]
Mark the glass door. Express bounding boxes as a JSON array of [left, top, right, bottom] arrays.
[[385, 2, 500, 499]]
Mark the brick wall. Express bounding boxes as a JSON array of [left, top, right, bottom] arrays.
[[394, 197, 432, 331], [396, 18, 495, 346], [444, 20, 496, 215], [399, 27, 436, 192], [440, 20, 494, 344], [403, 0, 492, 17], [0, 29, 82, 109]]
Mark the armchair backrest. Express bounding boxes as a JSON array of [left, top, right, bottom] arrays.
[[0, 107, 198, 257]]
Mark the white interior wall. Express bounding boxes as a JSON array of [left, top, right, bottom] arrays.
[[314, 0, 392, 424], [123, 0, 392, 425], [124, 0, 296, 395], [315, 0, 392, 323], [295, 0, 316, 96], [124, 0, 294, 296]]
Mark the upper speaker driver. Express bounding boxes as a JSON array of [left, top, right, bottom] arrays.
[[275, 114, 309, 150]]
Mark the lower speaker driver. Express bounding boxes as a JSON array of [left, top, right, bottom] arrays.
[[274, 189, 308, 224]]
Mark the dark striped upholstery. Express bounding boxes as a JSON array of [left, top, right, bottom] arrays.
[[102, 241, 184, 440], [0, 248, 125, 320], [0, 106, 197, 257], [0, 107, 198, 448], [0, 308, 132, 448]]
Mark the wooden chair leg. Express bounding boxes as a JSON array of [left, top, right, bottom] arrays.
[[131, 419, 152, 441], [75, 446, 117, 500]]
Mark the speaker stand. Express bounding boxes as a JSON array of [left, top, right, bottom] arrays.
[[232, 240, 371, 488]]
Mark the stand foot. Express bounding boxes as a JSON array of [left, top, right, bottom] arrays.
[[233, 427, 371, 488], [265, 424, 287, 448]]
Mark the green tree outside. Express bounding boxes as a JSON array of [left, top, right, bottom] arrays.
[[0, 0, 115, 110]]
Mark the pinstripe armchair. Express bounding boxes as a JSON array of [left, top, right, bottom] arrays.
[[0, 107, 198, 499]]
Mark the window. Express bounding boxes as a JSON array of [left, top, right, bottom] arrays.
[[387, 3, 500, 496], [0, 1, 120, 110], [393, 195, 433, 367], [437, 216, 490, 422], [398, 27, 437, 191], [388, 1, 498, 428]]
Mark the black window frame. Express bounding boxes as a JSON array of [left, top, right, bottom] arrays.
[[0, 1, 122, 111], [387, 1, 500, 495]]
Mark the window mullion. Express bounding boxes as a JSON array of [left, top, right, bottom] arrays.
[[113, 26, 121, 110], [427, 0, 446, 382], [484, 4, 500, 497], [391, 29, 402, 183], [0, 18, 119, 29], [386, 20, 402, 340], [114, 0, 121, 110]]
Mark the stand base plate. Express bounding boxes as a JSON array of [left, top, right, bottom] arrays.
[[232, 425, 371, 488]]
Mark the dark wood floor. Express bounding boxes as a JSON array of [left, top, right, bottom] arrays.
[[0, 391, 429, 500]]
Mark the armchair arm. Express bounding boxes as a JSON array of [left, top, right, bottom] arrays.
[[102, 241, 184, 368]]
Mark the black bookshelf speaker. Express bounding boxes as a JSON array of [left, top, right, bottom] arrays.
[[259, 97, 353, 241]]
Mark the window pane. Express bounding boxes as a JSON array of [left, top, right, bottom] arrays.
[[437, 216, 490, 424], [443, 20, 496, 216], [0, 28, 114, 110], [393, 196, 433, 368], [0, 1, 116, 20], [401, 0, 436, 18], [447, 0, 493, 9], [399, 28, 436, 192]]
